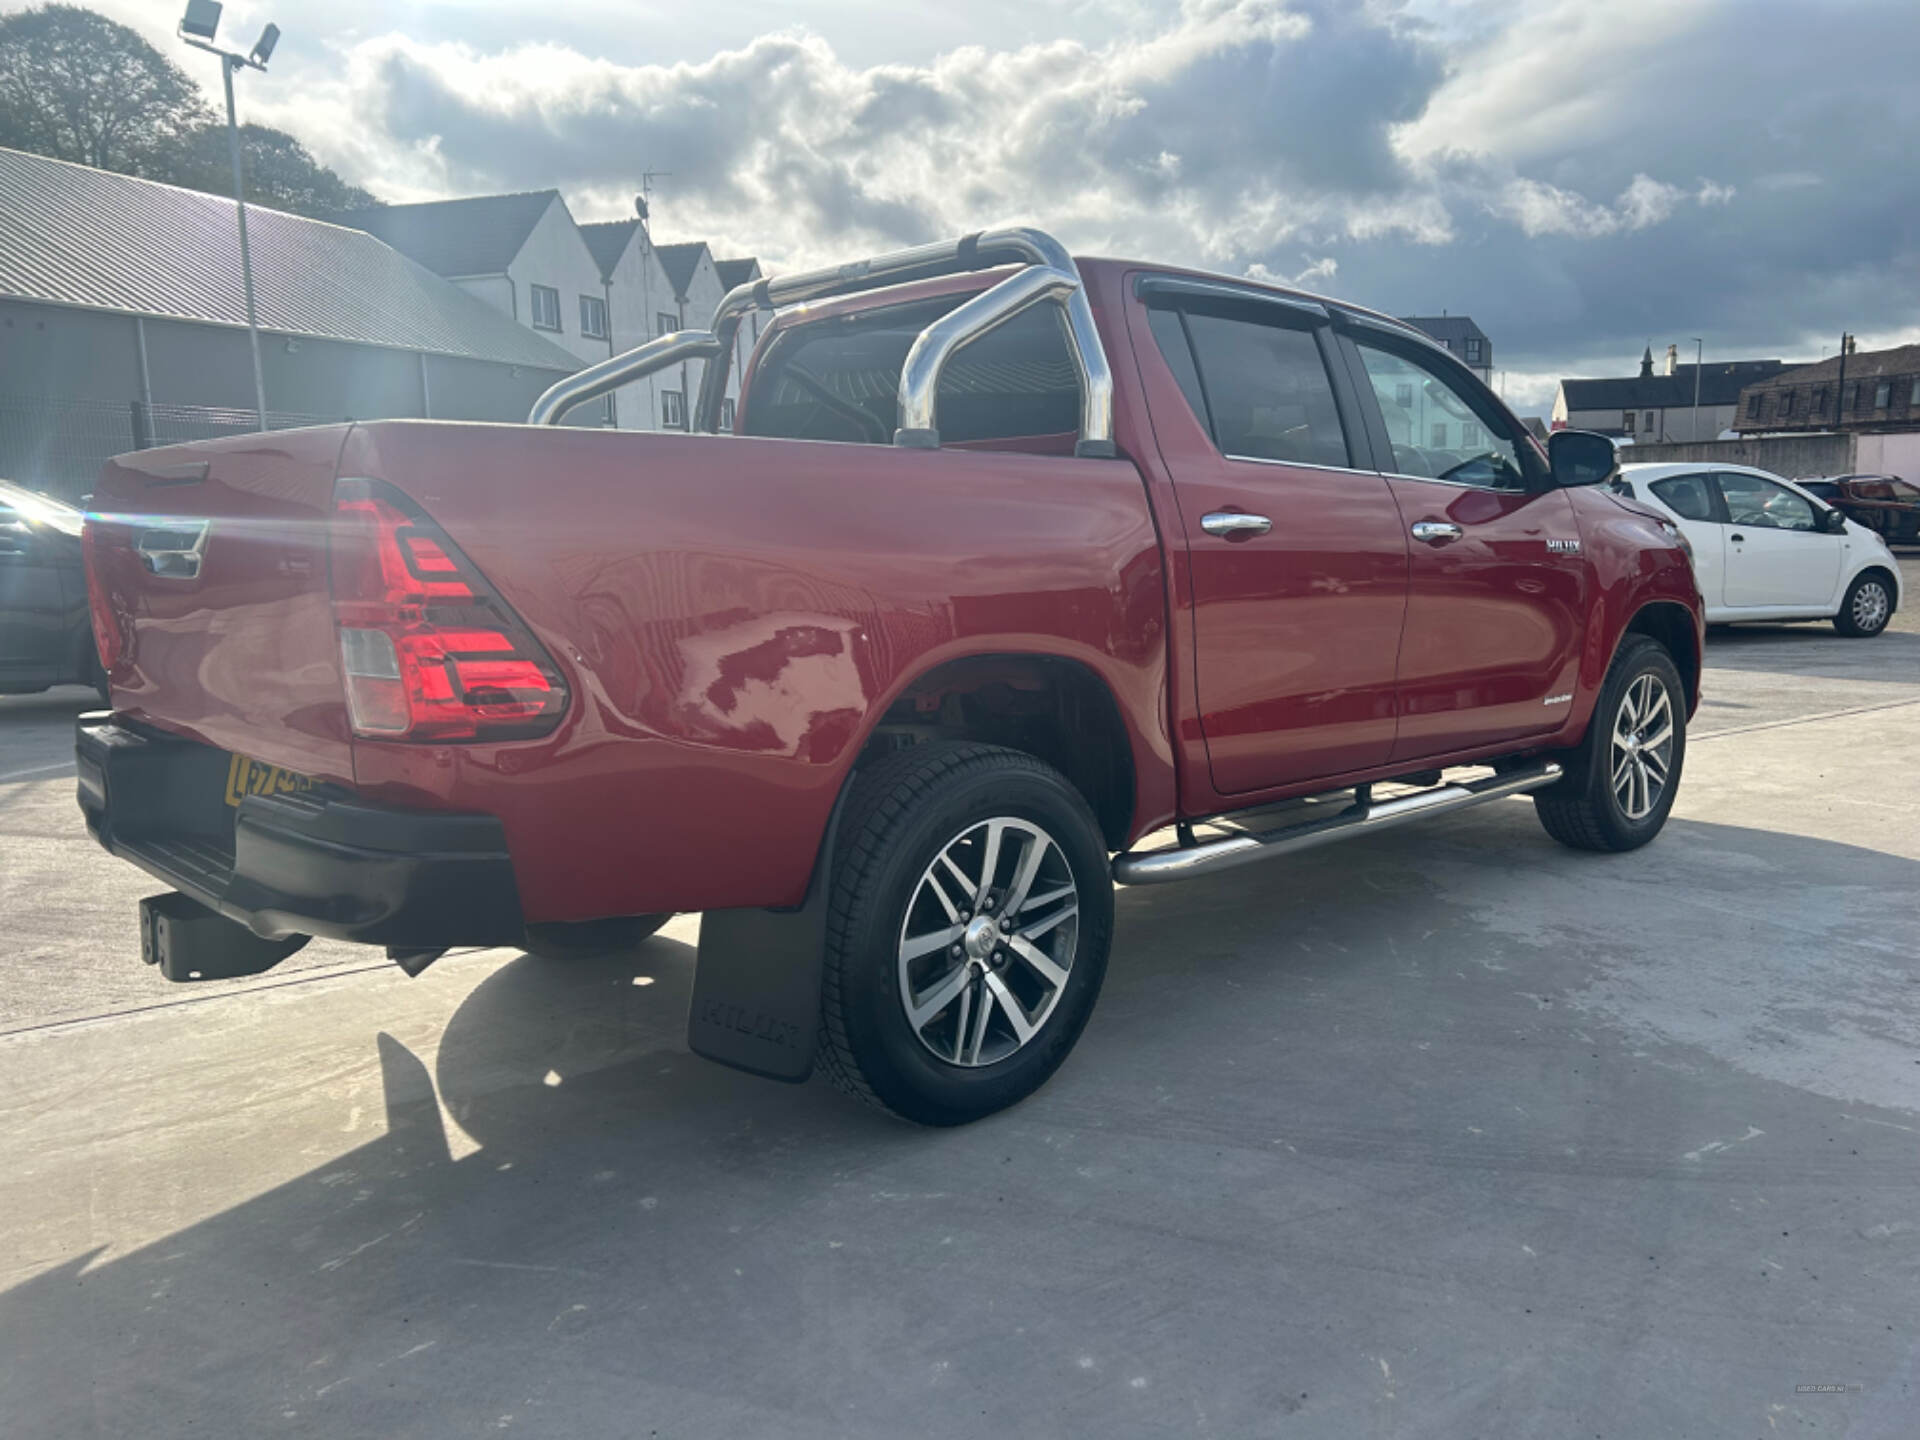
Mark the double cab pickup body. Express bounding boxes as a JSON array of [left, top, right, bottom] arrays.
[[78, 227, 1701, 1123]]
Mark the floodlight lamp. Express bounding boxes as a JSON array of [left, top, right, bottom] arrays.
[[180, 0, 222, 42]]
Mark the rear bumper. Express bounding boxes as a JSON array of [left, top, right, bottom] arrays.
[[75, 713, 524, 947]]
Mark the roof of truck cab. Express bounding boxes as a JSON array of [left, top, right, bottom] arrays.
[[743, 255, 1432, 349]]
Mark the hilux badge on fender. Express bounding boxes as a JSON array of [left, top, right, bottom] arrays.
[[1544, 693, 1573, 705], [1546, 538, 1581, 555]]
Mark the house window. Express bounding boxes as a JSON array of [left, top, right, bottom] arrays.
[[661, 390, 686, 429], [1813, 386, 1828, 414], [1644, 410, 1655, 433], [1747, 393, 1763, 418], [1430, 422, 1448, 447], [1465, 337, 1482, 364], [1394, 382, 1414, 409], [1844, 382, 1858, 411], [1462, 422, 1481, 448], [1911, 377, 1920, 407], [579, 294, 608, 340], [1622, 411, 1635, 435], [1778, 391, 1793, 418], [719, 398, 736, 431], [1874, 380, 1891, 409], [529, 284, 562, 332], [656, 311, 679, 338]]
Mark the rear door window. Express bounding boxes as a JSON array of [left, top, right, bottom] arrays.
[[742, 297, 1081, 446], [1649, 473, 1717, 522], [1149, 306, 1353, 468]]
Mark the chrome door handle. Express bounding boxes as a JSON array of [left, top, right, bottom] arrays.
[[1201, 512, 1272, 538], [1410, 521, 1462, 544]]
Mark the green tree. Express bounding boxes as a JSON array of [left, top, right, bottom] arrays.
[[171, 122, 377, 216], [0, 3, 379, 217], [0, 3, 212, 171]]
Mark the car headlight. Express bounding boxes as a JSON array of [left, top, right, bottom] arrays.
[[1658, 518, 1693, 562]]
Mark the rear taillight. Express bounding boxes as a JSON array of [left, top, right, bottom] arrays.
[[328, 478, 567, 741], [81, 516, 123, 677]]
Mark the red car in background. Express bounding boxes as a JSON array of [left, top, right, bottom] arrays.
[[75, 227, 1701, 1123], [1797, 475, 1920, 547]]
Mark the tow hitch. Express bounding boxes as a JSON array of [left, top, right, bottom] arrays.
[[139, 892, 308, 982]]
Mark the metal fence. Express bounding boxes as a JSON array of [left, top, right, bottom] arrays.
[[0, 394, 344, 503]]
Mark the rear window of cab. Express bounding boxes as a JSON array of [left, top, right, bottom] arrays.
[[741, 296, 1082, 448]]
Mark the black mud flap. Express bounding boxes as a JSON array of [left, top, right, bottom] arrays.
[[687, 785, 850, 1084]]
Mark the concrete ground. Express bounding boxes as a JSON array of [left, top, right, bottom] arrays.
[[2, 556, 1916, 1438]]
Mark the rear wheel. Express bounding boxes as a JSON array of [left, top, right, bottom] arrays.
[[1534, 635, 1686, 852], [1832, 572, 1893, 638], [817, 742, 1113, 1126]]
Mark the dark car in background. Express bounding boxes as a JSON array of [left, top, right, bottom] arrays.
[[1798, 475, 1920, 546], [0, 479, 102, 696]]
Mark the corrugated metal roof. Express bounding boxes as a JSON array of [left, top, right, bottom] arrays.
[[335, 191, 557, 279], [0, 148, 579, 371]]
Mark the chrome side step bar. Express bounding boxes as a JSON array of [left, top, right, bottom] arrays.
[[1112, 762, 1563, 886]]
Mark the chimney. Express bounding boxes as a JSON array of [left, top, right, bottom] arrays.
[[1665, 344, 1679, 376], [1639, 346, 1654, 379]]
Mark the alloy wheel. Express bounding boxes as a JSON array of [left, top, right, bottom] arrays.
[[896, 817, 1080, 1067], [1610, 673, 1675, 821], [1852, 580, 1891, 633]]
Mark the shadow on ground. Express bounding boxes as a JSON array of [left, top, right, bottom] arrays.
[[4, 808, 1918, 1439]]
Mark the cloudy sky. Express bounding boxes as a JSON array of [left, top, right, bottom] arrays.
[[41, 0, 1920, 413]]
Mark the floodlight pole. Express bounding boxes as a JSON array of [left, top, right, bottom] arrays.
[[219, 55, 267, 430], [181, 18, 273, 431]]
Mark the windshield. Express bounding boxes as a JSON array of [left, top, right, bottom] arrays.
[[0, 478, 84, 536]]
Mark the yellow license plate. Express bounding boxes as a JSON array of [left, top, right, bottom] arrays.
[[223, 753, 317, 808]]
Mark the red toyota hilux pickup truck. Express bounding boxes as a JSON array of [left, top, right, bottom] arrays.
[[77, 227, 1701, 1124]]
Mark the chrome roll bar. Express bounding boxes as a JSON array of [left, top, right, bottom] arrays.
[[528, 330, 723, 426], [692, 224, 1116, 457]]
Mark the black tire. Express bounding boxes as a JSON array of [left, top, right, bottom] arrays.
[[817, 741, 1114, 1126], [1832, 571, 1894, 638], [1534, 635, 1686, 853], [522, 914, 671, 959]]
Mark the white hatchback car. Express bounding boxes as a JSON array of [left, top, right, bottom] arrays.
[[1613, 462, 1902, 637]]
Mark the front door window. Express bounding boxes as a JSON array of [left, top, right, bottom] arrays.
[[1349, 340, 1530, 491]]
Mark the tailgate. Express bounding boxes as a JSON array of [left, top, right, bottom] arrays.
[[88, 426, 356, 786]]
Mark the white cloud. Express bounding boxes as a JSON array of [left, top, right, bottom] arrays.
[[43, 0, 1915, 384]]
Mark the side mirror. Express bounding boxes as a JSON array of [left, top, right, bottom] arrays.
[[1548, 430, 1617, 488], [1821, 507, 1849, 534]]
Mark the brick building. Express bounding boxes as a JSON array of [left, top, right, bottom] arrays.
[[1734, 343, 1920, 435]]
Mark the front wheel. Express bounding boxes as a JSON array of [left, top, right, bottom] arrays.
[[1832, 572, 1893, 638], [1534, 635, 1686, 852], [817, 742, 1114, 1126]]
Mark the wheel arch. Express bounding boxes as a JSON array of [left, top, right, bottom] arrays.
[[851, 651, 1138, 851], [1848, 562, 1902, 612], [1621, 600, 1701, 714]]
